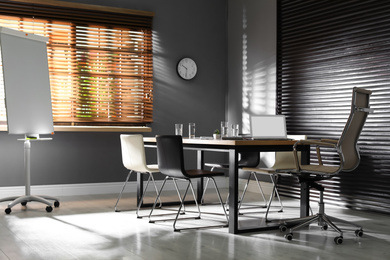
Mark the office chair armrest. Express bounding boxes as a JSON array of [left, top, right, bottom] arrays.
[[274, 169, 295, 176], [294, 139, 336, 147], [293, 139, 339, 171], [354, 106, 374, 113], [320, 138, 338, 144]]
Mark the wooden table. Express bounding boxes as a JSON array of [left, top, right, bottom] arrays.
[[143, 137, 310, 234]]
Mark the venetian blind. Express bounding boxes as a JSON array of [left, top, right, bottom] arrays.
[[277, 0, 390, 214], [0, 0, 154, 126]]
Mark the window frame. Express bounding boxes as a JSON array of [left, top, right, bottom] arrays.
[[0, 0, 154, 131]]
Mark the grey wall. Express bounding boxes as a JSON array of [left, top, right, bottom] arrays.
[[227, 0, 277, 166], [227, 0, 276, 134], [0, 0, 228, 186]]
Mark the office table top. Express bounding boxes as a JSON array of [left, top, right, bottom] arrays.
[[143, 137, 297, 146]]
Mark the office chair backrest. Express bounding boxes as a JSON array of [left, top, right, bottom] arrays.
[[338, 87, 372, 171], [239, 152, 260, 167], [120, 134, 149, 172], [156, 135, 188, 178]]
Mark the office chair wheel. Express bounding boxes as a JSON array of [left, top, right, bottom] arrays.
[[5, 208, 11, 214], [279, 225, 288, 232], [334, 236, 343, 245], [355, 229, 363, 237], [54, 201, 60, 208], [46, 206, 53, 212], [285, 233, 293, 241], [321, 224, 328, 230], [21, 201, 27, 206]]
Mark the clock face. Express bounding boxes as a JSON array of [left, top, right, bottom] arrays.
[[177, 58, 197, 80]]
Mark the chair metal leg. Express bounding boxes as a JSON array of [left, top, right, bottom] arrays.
[[173, 181, 192, 231], [264, 178, 277, 222], [208, 177, 229, 223], [173, 180, 202, 232], [136, 174, 157, 218], [283, 189, 363, 244], [201, 165, 222, 205], [237, 174, 251, 212], [238, 172, 267, 212], [188, 180, 201, 218], [200, 177, 210, 204], [285, 213, 344, 243], [150, 177, 228, 232], [149, 178, 199, 223], [173, 179, 186, 214], [114, 170, 132, 212], [253, 173, 268, 206], [115, 170, 162, 217], [174, 178, 227, 231], [259, 174, 283, 222], [149, 172, 162, 208], [269, 174, 283, 212], [148, 176, 169, 221], [224, 193, 230, 209], [322, 214, 343, 235], [326, 215, 362, 229], [289, 214, 321, 232]]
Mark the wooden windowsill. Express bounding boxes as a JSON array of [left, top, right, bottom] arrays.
[[0, 125, 151, 133]]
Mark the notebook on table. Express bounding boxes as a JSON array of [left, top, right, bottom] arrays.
[[250, 115, 290, 140]]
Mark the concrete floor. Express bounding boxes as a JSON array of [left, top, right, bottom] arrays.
[[0, 189, 388, 260]]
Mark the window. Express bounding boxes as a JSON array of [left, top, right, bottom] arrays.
[[0, 0, 154, 126]]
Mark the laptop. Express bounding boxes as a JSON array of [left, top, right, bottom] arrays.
[[250, 115, 289, 140]]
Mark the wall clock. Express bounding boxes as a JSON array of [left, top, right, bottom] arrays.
[[177, 57, 197, 80]]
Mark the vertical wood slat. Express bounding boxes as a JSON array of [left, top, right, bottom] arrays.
[[277, 0, 390, 214]]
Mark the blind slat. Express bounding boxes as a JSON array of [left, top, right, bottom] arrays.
[[277, 0, 390, 214]]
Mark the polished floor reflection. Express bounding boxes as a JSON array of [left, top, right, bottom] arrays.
[[0, 189, 388, 260]]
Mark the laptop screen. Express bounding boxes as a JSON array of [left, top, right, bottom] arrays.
[[250, 115, 287, 139]]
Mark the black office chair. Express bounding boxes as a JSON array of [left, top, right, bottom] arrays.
[[281, 87, 373, 245], [148, 135, 229, 232]]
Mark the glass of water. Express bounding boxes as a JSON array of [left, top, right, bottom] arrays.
[[221, 121, 229, 137], [189, 123, 196, 138], [232, 123, 240, 137], [175, 123, 183, 136]]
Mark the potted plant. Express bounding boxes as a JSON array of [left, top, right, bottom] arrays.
[[213, 129, 221, 139]]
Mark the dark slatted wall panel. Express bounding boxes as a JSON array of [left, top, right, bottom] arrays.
[[277, 0, 390, 214]]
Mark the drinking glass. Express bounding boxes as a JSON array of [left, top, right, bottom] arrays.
[[221, 121, 229, 137], [175, 123, 183, 136], [232, 123, 240, 137], [189, 123, 196, 138]]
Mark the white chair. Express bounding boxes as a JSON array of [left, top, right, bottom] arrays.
[[241, 135, 307, 220], [203, 152, 267, 208], [115, 134, 161, 218]]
